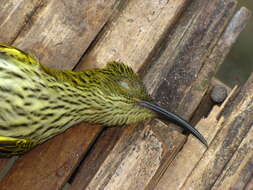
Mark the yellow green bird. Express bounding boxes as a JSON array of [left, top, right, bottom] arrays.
[[0, 43, 207, 157]]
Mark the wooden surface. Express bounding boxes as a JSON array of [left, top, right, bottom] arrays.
[[76, 0, 188, 71], [155, 86, 238, 190], [212, 126, 253, 190], [0, 0, 42, 44], [180, 74, 253, 190], [0, 0, 252, 189], [14, 0, 120, 70], [72, 121, 176, 190], [155, 6, 252, 190], [155, 76, 253, 190]]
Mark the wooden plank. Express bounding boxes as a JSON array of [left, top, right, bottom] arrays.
[[0, 0, 42, 44], [142, 0, 206, 92], [75, 0, 188, 71], [71, 0, 238, 189], [155, 6, 251, 190], [74, 121, 180, 190], [69, 127, 124, 189], [146, 0, 237, 113], [72, 121, 186, 190], [211, 126, 253, 190], [14, 0, 120, 70], [0, 0, 120, 189], [177, 6, 251, 121], [179, 73, 253, 190]]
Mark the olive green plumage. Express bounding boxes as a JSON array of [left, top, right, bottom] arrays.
[[0, 43, 207, 157], [0, 43, 155, 156]]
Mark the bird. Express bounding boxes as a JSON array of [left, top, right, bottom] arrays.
[[0, 43, 207, 157]]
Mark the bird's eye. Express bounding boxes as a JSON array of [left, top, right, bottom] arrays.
[[119, 81, 130, 89]]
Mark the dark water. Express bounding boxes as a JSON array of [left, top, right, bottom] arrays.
[[216, 1, 253, 87]]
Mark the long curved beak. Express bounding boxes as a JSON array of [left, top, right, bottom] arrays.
[[139, 101, 208, 147]]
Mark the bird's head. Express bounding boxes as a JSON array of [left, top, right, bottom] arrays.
[[83, 62, 207, 146]]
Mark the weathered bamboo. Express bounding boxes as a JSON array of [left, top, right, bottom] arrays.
[[179, 73, 253, 190], [13, 0, 120, 70], [0, 0, 43, 44], [155, 6, 252, 190], [211, 125, 253, 190]]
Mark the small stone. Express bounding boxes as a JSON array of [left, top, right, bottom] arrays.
[[211, 85, 228, 104]]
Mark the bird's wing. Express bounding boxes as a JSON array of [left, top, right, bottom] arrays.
[[0, 136, 35, 157], [0, 43, 38, 67]]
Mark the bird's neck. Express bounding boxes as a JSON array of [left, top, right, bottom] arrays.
[[26, 66, 101, 143]]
